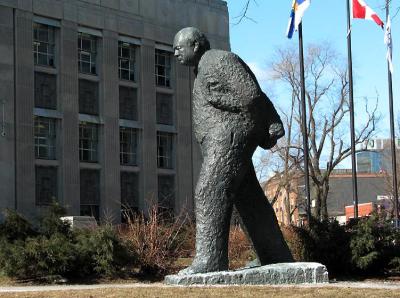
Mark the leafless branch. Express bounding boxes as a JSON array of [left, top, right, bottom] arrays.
[[232, 0, 258, 25]]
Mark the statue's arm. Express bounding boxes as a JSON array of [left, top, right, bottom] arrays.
[[203, 54, 260, 112]]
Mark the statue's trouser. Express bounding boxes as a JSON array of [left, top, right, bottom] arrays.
[[185, 136, 293, 274], [234, 166, 294, 264]]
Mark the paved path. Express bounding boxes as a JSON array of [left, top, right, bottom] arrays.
[[0, 281, 400, 293]]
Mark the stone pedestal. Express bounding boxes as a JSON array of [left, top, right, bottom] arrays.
[[165, 262, 329, 285]]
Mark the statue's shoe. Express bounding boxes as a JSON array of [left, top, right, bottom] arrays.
[[244, 258, 261, 269], [178, 261, 228, 275]]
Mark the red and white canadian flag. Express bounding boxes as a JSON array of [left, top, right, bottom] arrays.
[[353, 0, 384, 28]]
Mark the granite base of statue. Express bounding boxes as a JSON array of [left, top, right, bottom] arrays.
[[165, 262, 329, 286], [167, 27, 329, 285]]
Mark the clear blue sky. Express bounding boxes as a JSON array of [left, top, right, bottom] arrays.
[[225, 0, 397, 139]]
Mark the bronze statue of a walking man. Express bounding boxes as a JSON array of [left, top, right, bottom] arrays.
[[173, 27, 293, 275]]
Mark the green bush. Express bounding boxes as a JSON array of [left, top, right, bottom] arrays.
[[307, 219, 352, 277], [0, 206, 134, 281], [0, 234, 74, 279], [0, 209, 36, 241], [350, 213, 400, 275], [38, 203, 71, 238], [282, 220, 352, 277], [282, 215, 400, 278], [73, 226, 135, 278]]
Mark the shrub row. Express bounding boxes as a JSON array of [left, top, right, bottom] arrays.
[[1, 204, 398, 281], [0, 204, 195, 281], [282, 213, 400, 277], [0, 205, 134, 281]]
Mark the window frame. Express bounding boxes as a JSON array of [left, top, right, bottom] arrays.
[[79, 79, 99, 115], [155, 49, 172, 88], [156, 92, 174, 125], [157, 131, 174, 169], [120, 171, 139, 221], [34, 72, 57, 110], [119, 86, 138, 121], [80, 169, 100, 220], [79, 122, 99, 163], [118, 41, 136, 82], [78, 32, 97, 75], [35, 166, 58, 206], [120, 127, 138, 166], [33, 22, 55, 67], [34, 116, 57, 160], [158, 174, 175, 213]]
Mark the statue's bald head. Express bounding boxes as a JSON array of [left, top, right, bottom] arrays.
[[173, 27, 210, 66]]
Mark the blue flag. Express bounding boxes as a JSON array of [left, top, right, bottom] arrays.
[[286, 0, 311, 39]]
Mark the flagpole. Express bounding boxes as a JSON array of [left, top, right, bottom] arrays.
[[386, 1, 399, 227], [346, 0, 359, 219], [298, 22, 312, 223]]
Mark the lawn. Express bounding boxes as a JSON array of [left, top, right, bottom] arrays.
[[0, 286, 399, 298]]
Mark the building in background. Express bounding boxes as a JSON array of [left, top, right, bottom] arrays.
[[0, 0, 229, 223], [264, 169, 392, 226], [327, 171, 391, 223], [357, 138, 400, 173], [263, 171, 307, 227]]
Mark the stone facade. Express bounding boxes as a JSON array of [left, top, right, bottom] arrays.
[[0, 0, 229, 222]]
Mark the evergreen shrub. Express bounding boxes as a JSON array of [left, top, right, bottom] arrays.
[[350, 213, 400, 275], [0, 204, 133, 281]]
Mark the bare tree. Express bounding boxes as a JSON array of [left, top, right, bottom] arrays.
[[232, 0, 258, 25], [382, 169, 400, 217], [259, 88, 304, 225], [266, 43, 379, 220]]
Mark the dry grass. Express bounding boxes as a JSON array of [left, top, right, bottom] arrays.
[[0, 286, 399, 298], [0, 277, 16, 287], [120, 205, 191, 275], [228, 225, 255, 269], [120, 206, 256, 275]]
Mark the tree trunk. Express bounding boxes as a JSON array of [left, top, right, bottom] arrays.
[[284, 187, 292, 225], [320, 180, 330, 220], [311, 185, 321, 220]]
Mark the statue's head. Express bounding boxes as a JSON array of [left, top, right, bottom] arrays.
[[173, 27, 210, 66]]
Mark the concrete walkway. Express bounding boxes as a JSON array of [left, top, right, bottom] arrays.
[[0, 281, 400, 293]]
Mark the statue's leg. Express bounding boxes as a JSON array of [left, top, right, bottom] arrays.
[[234, 166, 294, 264], [179, 143, 243, 275]]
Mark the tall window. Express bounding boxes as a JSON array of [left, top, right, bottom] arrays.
[[121, 172, 139, 222], [34, 72, 57, 109], [118, 41, 136, 81], [156, 93, 173, 125], [36, 166, 57, 206], [80, 169, 100, 220], [79, 79, 98, 115], [78, 33, 97, 74], [79, 123, 98, 162], [120, 127, 138, 166], [34, 116, 56, 160], [157, 132, 173, 169], [158, 175, 175, 213], [119, 86, 137, 120], [155, 49, 171, 87], [33, 23, 55, 67]]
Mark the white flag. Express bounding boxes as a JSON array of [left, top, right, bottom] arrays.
[[384, 15, 394, 73]]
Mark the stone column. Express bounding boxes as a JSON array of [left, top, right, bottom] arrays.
[[100, 29, 120, 223], [60, 20, 80, 215], [175, 62, 194, 214], [140, 38, 157, 211], [14, 10, 35, 219], [0, 6, 16, 214]]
